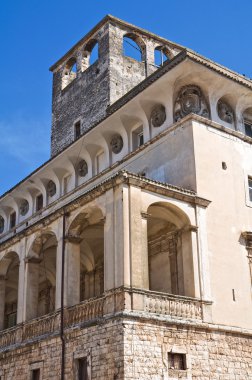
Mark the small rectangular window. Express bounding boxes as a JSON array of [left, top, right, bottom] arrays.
[[74, 121, 81, 140], [10, 212, 16, 229], [132, 126, 144, 150], [36, 194, 43, 212], [78, 357, 88, 380], [31, 368, 40, 380], [248, 177, 252, 202], [168, 352, 186, 370], [245, 122, 252, 138]]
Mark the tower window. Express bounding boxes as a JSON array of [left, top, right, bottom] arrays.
[[77, 357, 88, 380], [62, 57, 77, 89], [154, 46, 170, 67], [168, 352, 186, 370], [10, 212, 16, 229], [123, 34, 144, 62], [74, 121, 81, 140], [248, 177, 252, 202]]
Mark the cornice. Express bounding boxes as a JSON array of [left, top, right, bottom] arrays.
[[0, 170, 210, 252]]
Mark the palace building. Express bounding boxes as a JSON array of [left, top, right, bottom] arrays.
[[0, 15, 252, 379]]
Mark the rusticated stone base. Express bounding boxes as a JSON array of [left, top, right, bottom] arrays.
[[0, 315, 252, 379]]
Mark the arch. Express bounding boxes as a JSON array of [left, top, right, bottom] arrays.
[[26, 232, 57, 320], [0, 251, 19, 330], [154, 46, 172, 67], [62, 57, 77, 89], [123, 33, 145, 62], [147, 202, 195, 297], [82, 39, 99, 72], [68, 206, 104, 303]]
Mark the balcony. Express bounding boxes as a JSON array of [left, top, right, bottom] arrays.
[[0, 287, 209, 351]]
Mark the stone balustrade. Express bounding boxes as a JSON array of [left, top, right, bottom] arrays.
[[0, 288, 206, 351]]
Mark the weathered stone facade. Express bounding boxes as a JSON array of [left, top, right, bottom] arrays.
[[0, 15, 252, 380]]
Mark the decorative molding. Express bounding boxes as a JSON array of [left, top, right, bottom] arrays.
[[77, 160, 88, 177], [217, 100, 234, 124], [110, 134, 123, 154], [47, 180, 56, 197], [174, 85, 210, 122], [20, 200, 29, 216], [150, 105, 166, 128]]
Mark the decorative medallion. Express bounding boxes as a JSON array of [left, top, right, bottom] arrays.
[[47, 180, 56, 197], [77, 160, 88, 177], [150, 105, 166, 128], [217, 100, 234, 124], [0, 216, 4, 234], [110, 134, 123, 154], [20, 200, 29, 216], [174, 85, 210, 122]]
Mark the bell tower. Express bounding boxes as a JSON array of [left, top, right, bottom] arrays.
[[50, 15, 182, 156]]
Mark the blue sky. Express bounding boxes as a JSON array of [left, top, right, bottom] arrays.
[[0, 0, 251, 195]]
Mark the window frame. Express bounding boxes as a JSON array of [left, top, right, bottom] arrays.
[[29, 362, 43, 380], [248, 176, 252, 202], [244, 120, 252, 138], [168, 352, 187, 371], [74, 352, 91, 380]]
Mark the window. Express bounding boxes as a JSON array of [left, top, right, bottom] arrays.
[[78, 357, 88, 380], [62, 57, 77, 89], [249, 177, 252, 202], [82, 40, 99, 72], [74, 121, 81, 140], [123, 34, 143, 61], [31, 369, 40, 380], [245, 121, 252, 138], [154, 47, 169, 67], [168, 353, 186, 370], [10, 212, 16, 229], [36, 194, 43, 212], [132, 126, 144, 150]]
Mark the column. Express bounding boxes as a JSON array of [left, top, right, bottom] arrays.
[[64, 237, 81, 307], [24, 258, 40, 321], [129, 186, 149, 289]]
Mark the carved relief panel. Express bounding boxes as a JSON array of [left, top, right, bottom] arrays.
[[174, 85, 210, 122]]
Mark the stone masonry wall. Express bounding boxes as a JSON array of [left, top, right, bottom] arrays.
[[123, 318, 252, 380], [0, 319, 124, 380], [0, 316, 252, 379]]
